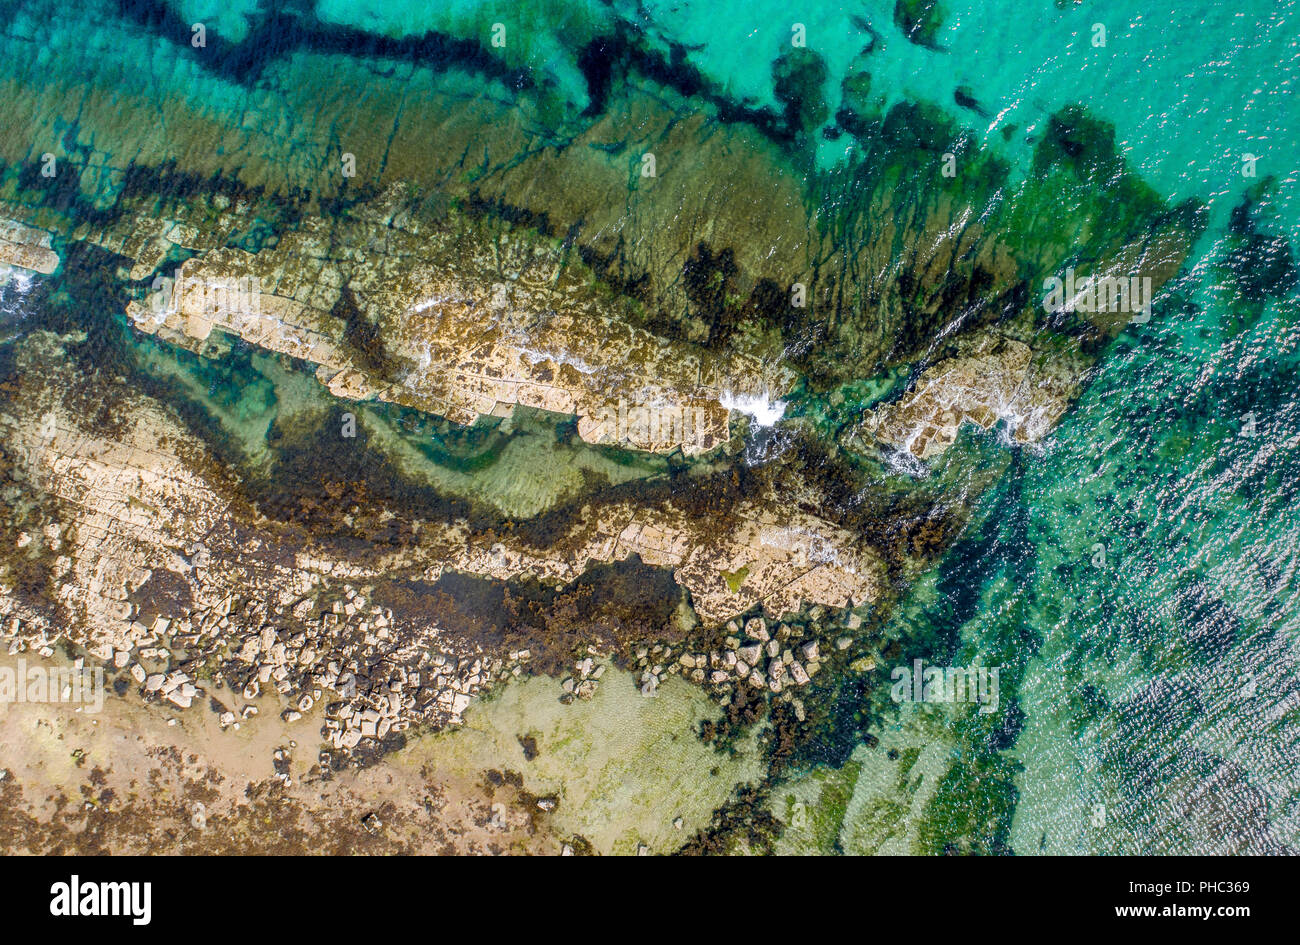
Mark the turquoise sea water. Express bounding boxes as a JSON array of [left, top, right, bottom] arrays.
[[305, 0, 1300, 226], [2, 0, 1298, 853], [833, 3, 1300, 852], [877, 2, 1300, 854]]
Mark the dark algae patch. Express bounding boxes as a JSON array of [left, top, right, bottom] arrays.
[[372, 557, 687, 677], [894, 0, 946, 50]]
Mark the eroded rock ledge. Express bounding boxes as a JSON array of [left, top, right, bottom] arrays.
[[0, 219, 58, 274], [852, 331, 1086, 459], [57, 187, 791, 456], [0, 335, 880, 748]]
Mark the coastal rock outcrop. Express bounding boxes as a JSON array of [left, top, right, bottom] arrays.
[[850, 331, 1084, 459], [0, 219, 58, 274], [102, 188, 790, 457], [0, 334, 880, 750]]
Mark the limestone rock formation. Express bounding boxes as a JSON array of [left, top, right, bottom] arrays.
[[851, 331, 1084, 459], [0, 333, 880, 746], [0, 218, 58, 274], [95, 188, 791, 457]]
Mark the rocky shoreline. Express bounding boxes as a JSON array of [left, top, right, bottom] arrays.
[[0, 0, 1210, 854]]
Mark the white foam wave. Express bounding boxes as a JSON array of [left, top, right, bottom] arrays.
[[720, 390, 787, 427]]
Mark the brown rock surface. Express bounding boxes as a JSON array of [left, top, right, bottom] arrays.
[[0, 332, 881, 748], [105, 187, 791, 456], [852, 331, 1085, 459], [0, 218, 58, 274]]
